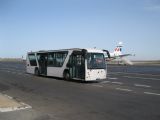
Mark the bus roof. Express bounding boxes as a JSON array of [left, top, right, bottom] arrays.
[[27, 48, 105, 54]]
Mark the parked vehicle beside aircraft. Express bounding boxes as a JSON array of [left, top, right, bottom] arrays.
[[26, 48, 110, 81]]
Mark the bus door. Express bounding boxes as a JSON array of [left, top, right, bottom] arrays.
[[68, 51, 85, 79], [37, 53, 48, 75]]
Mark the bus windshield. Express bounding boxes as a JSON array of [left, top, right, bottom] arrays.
[[87, 53, 106, 69]]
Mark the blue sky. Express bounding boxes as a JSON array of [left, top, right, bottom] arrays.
[[0, 0, 160, 60]]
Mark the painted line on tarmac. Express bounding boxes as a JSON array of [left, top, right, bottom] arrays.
[[0, 69, 25, 75], [111, 82, 123, 85], [123, 76, 160, 81], [100, 81, 111, 84], [0, 68, 25, 73], [116, 88, 133, 92], [24, 74, 30, 76], [109, 72, 160, 77], [134, 84, 151, 88], [108, 77, 118, 80], [0, 69, 25, 74], [0, 70, 9, 72], [11, 72, 17, 74], [144, 92, 160, 96], [17, 73, 23, 75], [92, 85, 103, 88]]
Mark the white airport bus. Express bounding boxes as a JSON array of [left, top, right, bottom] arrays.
[[26, 48, 110, 81]]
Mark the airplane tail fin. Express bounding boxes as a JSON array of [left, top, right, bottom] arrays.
[[113, 42, 123, 56], [114, 46, 122, 52]]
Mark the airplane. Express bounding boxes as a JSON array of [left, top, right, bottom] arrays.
[[104, 42, 134, 65]]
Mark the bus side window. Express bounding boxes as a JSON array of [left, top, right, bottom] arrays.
[[47, 51, 68, 67], [28, 54, 37, 66], [55, 52, 68, 67], [47, 54, 53, 65]]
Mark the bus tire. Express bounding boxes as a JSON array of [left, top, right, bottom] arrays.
[[35, 68, 39, 76], [63, 70, 70, 80]]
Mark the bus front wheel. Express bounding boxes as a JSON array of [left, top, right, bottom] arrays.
[[63, 71, 70, 80]]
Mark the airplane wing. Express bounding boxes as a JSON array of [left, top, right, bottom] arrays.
[[121, 57, 133, 65], [105, 54, 131, 60], [105, 54, 134, 65], [118, 54, 132, 57]]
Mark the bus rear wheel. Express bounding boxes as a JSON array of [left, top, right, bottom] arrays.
[[63, 71, 70, 80]]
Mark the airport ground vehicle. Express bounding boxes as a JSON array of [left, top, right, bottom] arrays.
[[26, 48, 109, 81]]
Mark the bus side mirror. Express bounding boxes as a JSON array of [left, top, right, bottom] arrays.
[[103, 50, 110, 58], [82, 49, 87, 57]]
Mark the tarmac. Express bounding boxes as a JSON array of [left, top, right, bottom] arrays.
[[0, 61, 160, 120]]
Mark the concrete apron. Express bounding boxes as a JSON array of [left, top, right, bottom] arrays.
[[0, 93, 31, 112]]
